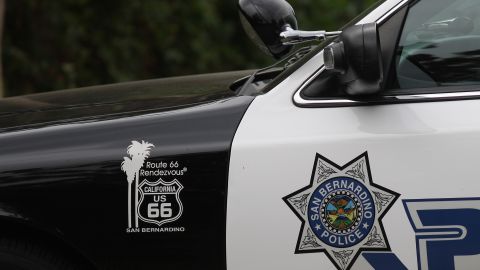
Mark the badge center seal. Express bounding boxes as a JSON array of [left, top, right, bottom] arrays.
[[308, 176, 375, 248]]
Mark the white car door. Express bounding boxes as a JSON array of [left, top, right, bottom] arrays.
[[227, 0, 480, 269]]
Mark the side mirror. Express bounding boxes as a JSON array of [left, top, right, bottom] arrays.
[[238, 0, 298, 59], [324, 23, 383, 95]]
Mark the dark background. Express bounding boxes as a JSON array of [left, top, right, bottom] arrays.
[[1, 0, 376, 97]]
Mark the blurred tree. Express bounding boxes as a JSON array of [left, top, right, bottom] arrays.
[[3, 0, 377, 97]]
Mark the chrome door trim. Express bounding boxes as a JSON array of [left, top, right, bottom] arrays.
[[293, 68, 480, 108], [377, 0, 409, 24]]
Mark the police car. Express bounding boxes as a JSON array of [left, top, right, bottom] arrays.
[[0, 0, 478, 269]]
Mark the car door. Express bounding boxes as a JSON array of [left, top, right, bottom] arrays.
[[227, 0, 480, 269]]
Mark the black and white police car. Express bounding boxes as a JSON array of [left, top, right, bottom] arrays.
[[0, 0, 478, 269]]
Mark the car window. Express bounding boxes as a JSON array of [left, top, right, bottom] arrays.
[[394, 0, 480, 89]]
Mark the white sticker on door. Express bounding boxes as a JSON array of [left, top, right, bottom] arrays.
[[121, 140, 186, 233]]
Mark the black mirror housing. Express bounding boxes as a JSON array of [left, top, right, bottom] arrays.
[[238, 0, 298, 59], [324, 23, 383, 95]]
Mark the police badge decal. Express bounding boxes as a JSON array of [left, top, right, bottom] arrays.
[[121, 140, 186, 233], [283, 152, 399, 270]]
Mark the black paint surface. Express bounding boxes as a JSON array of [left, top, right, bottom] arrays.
[[0, 70, 252, 132], [0, 75, 254, 270]]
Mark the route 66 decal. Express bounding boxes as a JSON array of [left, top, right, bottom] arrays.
[[121, 140, 186, 233], [138, 178, 183, 227]]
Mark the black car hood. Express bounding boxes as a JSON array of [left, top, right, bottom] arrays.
[[0, 70, 252, 131]]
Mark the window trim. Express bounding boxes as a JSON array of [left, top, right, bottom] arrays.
[[293, 67, 480, 108]]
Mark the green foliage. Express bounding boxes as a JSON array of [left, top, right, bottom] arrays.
[[3, 0, 377, 96]]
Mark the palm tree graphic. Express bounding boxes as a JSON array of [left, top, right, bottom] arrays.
[[121, 157, 135, 228], [122, 140, 154, 228]]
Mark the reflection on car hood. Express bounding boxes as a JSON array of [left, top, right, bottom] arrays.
[[0, 70, 253, 131]]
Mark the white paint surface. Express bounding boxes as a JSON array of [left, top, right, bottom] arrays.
[[226, 1, 480, 269]]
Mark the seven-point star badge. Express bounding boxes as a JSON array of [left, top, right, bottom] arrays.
[[283, 152, 399, 270]]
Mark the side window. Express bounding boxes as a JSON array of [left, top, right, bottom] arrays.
[[394, 0, 480, 89]]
